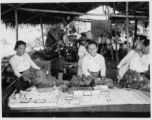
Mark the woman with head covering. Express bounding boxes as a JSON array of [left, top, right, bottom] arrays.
[[9, 40, 62, 90], [117, 39, 150, 91], [77, 33, 89, 76]]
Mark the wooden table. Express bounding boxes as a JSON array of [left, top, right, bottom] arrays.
[[3, 104, 150, 117], [2, 81, 151, 117]]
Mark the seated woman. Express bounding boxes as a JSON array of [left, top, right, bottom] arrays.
[[117, 39, 150, 91], [82, 41, 113, 88], [9, 40, 61, 90]]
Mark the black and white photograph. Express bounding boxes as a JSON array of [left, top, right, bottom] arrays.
[[1, 0, 151, 118]]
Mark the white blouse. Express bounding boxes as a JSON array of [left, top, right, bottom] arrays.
[[78, 45, 89, 58], [82, 53, 106, 76], [9, 53, 40, 78], [117, 50, 150, 73], [129, 53, 150, 73]]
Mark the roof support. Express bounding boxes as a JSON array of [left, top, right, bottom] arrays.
[[126, 2, 130, 53], [17, 7, 147, 18], [23, 14, 42, 23], [22, 4, 69, 23], [133, 19, 138, 49], [114, 2, 119, 65], [40, 16, 45, 49], [15, 9, 18, 42], [2, 3, 25, 15], [56, 3, 71, 11], [115, 21, 119, 65], [129, 2, 144, 10]]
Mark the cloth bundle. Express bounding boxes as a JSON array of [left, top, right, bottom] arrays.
[[21, 68, 57, 88], [69, 73, 114, 88], [123, 69, 150, 91], [69, 75, 95, 87]]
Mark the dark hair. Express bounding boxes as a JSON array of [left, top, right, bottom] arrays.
[[100, 34, 103, 37], [116, 32, 120, 37], [124, 41, 127, 44], [81, 33, 86, 37], [14, 40, 26, 50], [87, 41, 98, 49], [108, 35, 112, 39], [143, 39, 150, 47], [139, 35, 147, 41]]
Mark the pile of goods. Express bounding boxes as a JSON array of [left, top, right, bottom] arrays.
[[8, 86, 59, 108], [64, 85, 114, 107], [68, 75, 114, 88]]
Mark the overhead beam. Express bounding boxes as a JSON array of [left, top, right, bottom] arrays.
[[51, 3, 68, 10], [129, 2, 144, 10], [56, 3, 71, 11], [2, 3, 26, 15], [5, 4, 14, 7], [23, 14, 41, 23], [22, 3, 68, 23], [77, 3, 86, 13], [17, 7, 147, 18]]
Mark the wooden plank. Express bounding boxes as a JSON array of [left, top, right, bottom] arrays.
[[8, 104, 150, 112]]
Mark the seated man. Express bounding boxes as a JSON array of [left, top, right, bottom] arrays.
[[82, 41, 113, 88]]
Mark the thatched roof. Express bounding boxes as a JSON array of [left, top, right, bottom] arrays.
[[1, 2, 149, 27]]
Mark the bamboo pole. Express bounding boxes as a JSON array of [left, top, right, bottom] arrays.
[[15, 9, 18, 42], [113, 2, 119, 64], [115, 21, 119, 65], [113, 2, 115, 15], [17, 7, 147, 18], [133, 19, 138, 49], [126, 2, 129, 52], [40, 16, 45, 49]]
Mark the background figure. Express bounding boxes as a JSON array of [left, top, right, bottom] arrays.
[[77, 33, 89, 76], [112, 34, 120, 60]]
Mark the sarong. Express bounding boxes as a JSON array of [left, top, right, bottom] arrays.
[[88, 71, 114, 88], [123, 69, 150, 91]]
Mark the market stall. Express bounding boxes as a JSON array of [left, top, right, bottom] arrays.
[[1, 2, 150, 117]]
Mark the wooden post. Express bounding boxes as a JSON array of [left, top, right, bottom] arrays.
[[113, 2, 115, 14], [126, 2, 129, 52], [113, 2, 119, 64], [115, 21, 119, 65], [15, 9, 18, 42], [40, 16, 45, 49], [133, 19, 138, 49]]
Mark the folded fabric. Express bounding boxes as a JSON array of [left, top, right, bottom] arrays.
[[22, 68, 57, 88]]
